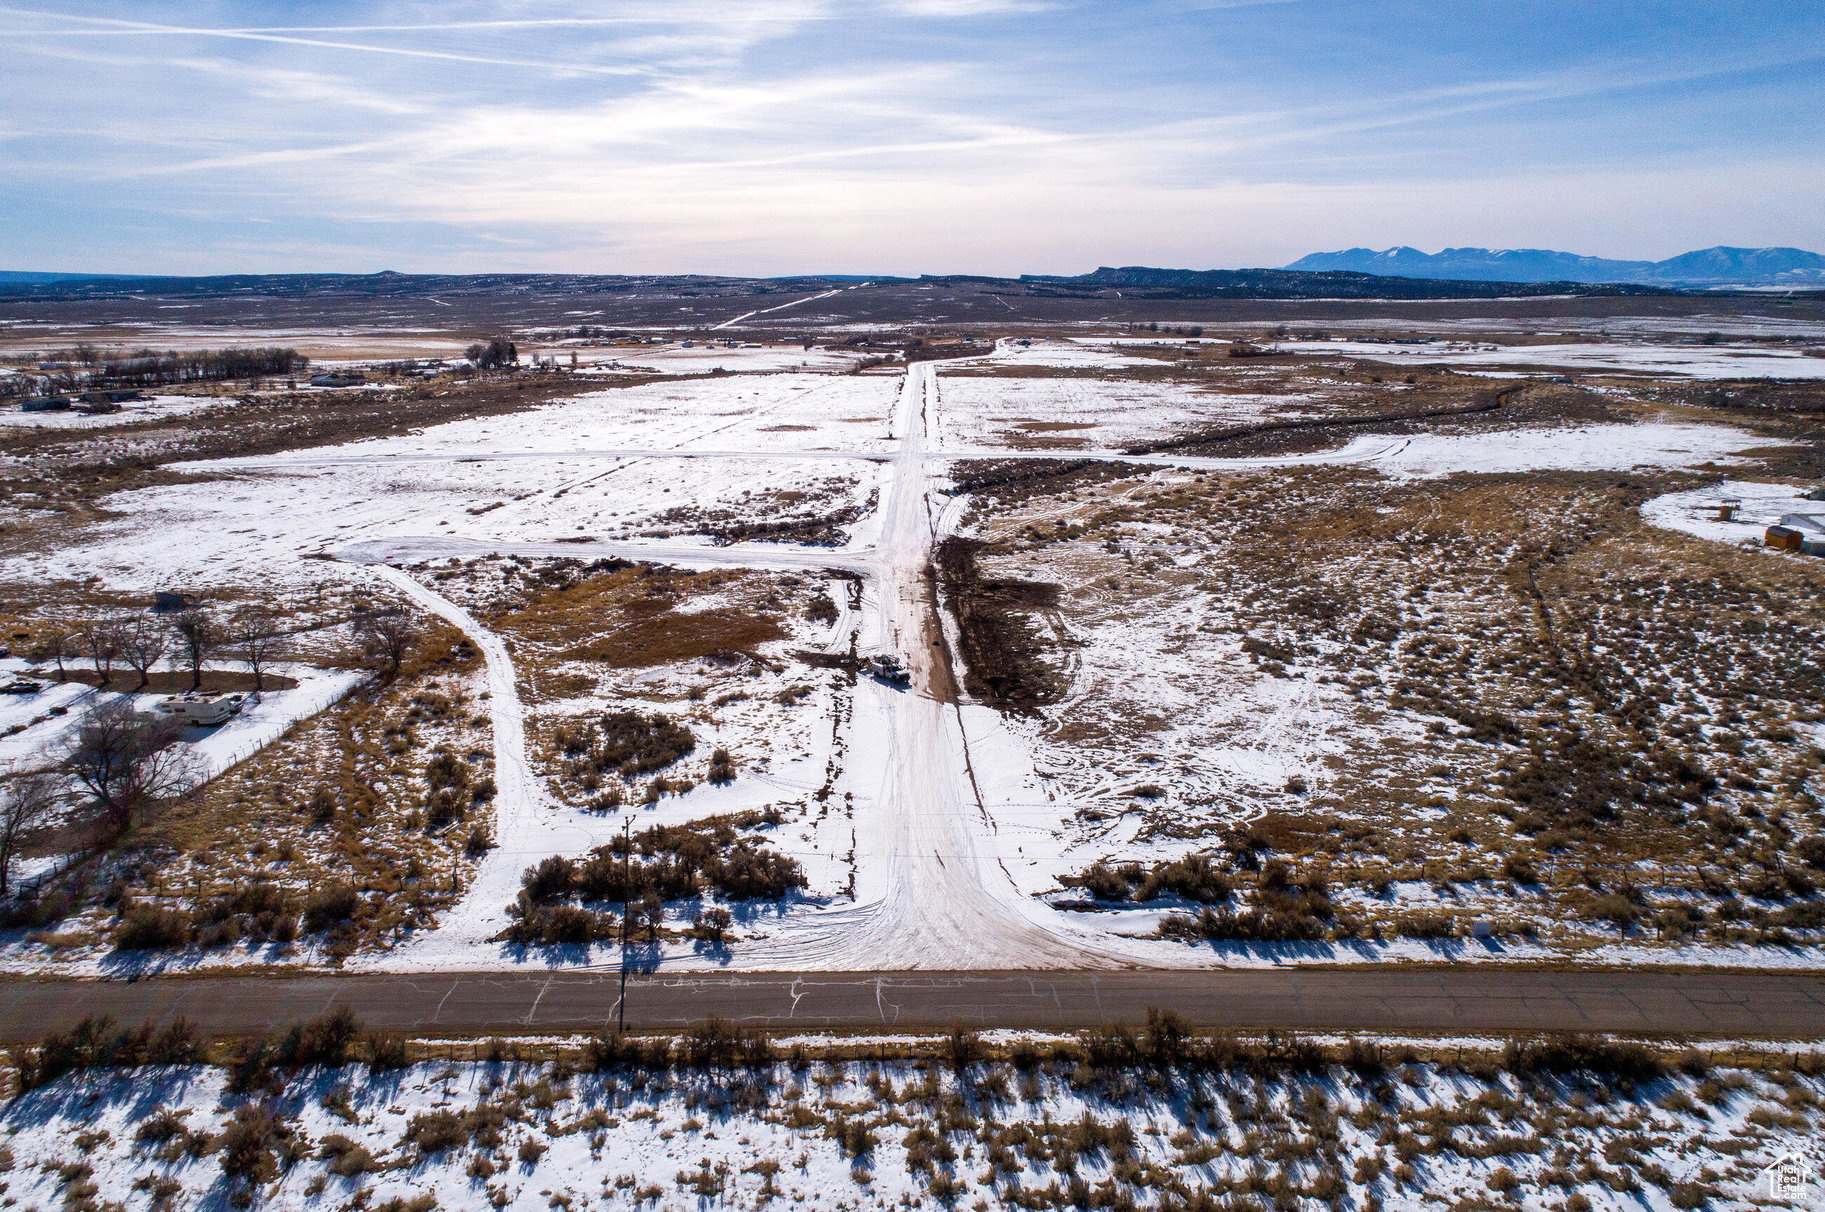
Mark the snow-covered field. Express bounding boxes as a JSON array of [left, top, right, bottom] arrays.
[[934, 373, 1316, 450], [1282, 337, 1825, 378], [551, 341, 868, 376], [0, 344, 1816, 976], [979, 337, 1166, 370], [0, 393, 212, 429], [1642, 479, 1824, 545], [2, 1039, 1818, 1212], [1360, 421, 1768, 478]]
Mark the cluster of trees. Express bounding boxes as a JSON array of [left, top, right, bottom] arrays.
[[34, 598, 421, 692], [465, 336, 518, 370], [15, 347, 310, 397], [0, 599, 429, 894], [1126, 322, 1205, 337], [101, 346, 309, 388], [0, 696, 197, 893], [36, 604, 288, 692]]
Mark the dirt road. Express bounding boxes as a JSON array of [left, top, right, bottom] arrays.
[[3, 968, 1821, 1041], [732, 360, 1124, 968], [344, 360, 1139, 972]]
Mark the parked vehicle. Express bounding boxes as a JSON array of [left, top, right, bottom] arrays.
[[155, 691, 248, 726], [865, 654, 912, 689]]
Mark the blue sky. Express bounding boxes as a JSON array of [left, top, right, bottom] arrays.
[[2, 1, 1821, 275]]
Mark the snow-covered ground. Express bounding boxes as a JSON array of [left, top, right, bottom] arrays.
[[0, 393, 214, 429], [1282, 337, 1825, 378], [934, 373, 1316, 450], [0, 349, 1808, 975], [1642, 479, 1824, 545], [0, 660, 364, 786], [553, 342, 869, 376], [1362, 421, 1769, 478], [978, 337, 1165, 370], [2, 1042, 1817, 1212]]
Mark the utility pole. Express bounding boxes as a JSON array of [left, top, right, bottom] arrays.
[[617, 815, 632, 1034]]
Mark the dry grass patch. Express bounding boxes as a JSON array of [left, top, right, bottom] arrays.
[[86, 619, 493, 961], [967, 448, 1825, 949], [492, 564, 787, 671]]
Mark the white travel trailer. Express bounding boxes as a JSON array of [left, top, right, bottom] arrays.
[[156, 691, 252, 727]]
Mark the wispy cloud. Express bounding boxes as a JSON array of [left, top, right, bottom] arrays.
[[1, 0, 1820, 273], [883, 0, 1054, 15]]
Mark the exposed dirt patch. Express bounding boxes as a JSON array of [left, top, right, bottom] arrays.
[[933, 536, 1065, 713], [587, 611, 789, 670], [491, 563, 789, 671], [49, 670, 300, 695]]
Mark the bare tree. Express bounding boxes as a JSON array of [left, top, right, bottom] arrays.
[[356, 608, 418, 679], [34, 633, 77, 683], [229, 605, 288, 692], [170, 607, 217, 692], [120, 615, 169, 691], [0, 770, 60, 897], [60, 699, 190, 839], [81, 617, 128, 687]]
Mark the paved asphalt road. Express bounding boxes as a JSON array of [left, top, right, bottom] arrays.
[[2, 968, 1822, 1041]]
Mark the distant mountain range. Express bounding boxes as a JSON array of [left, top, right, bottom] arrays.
[[1033, 267, 1666, 300], [4, 252, 1822, 309], [1283, 245, 1825, 287], [0, 271, 149, 286], [1, 268, 1680, 306]]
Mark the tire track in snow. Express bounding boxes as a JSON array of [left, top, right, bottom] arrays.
[[335, 372, 1438, 971], [714, 288, 845, 331], [363, 565, 571, 962]]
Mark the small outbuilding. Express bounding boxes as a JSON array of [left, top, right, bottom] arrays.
[[1777, 514, 1825, 555], [309, 371, 366, 388]]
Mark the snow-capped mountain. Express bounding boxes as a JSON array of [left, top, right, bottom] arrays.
[[1284, 245, 1825, 287]]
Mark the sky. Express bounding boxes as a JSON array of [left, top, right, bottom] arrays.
[[2, 0, 1822, 276]]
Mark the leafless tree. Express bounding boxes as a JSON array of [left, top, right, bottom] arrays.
[[170, 607, 217, 692], [229, 605, 288, 692], [34, 633, 78, 682], [81, 617, 128, 687], [639, 890, 663, 943], [60, 699, 190, 840], [0, 769, 60, 897], [120, 615, 169, 690], [356, 608, 418, 679]]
